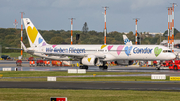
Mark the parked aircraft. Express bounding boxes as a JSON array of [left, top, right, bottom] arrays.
[[123, 35, 132, 45], [15, 18, 177, 70], [122, 34, 180, 63]]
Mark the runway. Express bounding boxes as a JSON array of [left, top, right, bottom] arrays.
[[1, 60, 180, 90], [1, 60, 180, 76], [0, 81, 180, 90]]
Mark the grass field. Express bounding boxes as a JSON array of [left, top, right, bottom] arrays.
[[0, 54, 178, 100], [0, 71, 169, 81], [0, 88, 180, 101], [0, 71, 152, 77], [0, 71, 178, 101], [0, 76, 156, 81]]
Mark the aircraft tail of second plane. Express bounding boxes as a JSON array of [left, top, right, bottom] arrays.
[[123, 35, 132, 45]]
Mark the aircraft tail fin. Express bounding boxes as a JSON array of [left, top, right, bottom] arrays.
[[23, 18, 48, 47], [123, 35, 132, 45]]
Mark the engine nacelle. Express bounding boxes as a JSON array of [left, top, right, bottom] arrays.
[[81, 55, 100, 66], [115, 60, 133, 66]]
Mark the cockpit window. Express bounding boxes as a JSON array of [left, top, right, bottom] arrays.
[[168, 50, 172, 52], [163, 50, 167, 52], [163, 50, 172, 53]]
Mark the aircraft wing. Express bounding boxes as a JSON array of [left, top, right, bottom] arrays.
[[5, 47, 35, 54]]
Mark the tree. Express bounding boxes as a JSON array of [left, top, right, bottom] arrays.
[[82, 22, 88, 34], [49, 36, 64, 44], [163, 28, 179, 37], [175, 33, 180, 39]]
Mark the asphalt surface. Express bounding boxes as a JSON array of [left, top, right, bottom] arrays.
[[0, 60, 176, 73], [1, 60, 180, 90], [0, 81, 180, 90]]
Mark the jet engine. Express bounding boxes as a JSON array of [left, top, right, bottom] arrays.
[[81, 55, 100, 66], [115, 60, 133, 66]]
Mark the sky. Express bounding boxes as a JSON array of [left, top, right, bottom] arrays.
[[1, 0, 180, 33]]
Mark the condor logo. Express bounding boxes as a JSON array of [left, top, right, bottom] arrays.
[[133, 47, 153, 54], [124, 38, 130, 44]]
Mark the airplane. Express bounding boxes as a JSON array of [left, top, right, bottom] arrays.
[[122, 34, 180, 67], [123, 35, 132, 45], [13, 18, 176, 70]]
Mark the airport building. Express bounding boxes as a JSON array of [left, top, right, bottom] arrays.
[[160, 40, 180, 49]]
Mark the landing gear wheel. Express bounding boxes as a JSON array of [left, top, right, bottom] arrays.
[[156, 67, 160, 70], [99, 61, 108, 70], [79, 65, 88, 70], [155, 64, 161, 70], [79, 66, 83, 69], [84, 66, 88, 70], [104, 66, 108, 69], [99, 66, 108, 70], [99, 66, 103, 70]]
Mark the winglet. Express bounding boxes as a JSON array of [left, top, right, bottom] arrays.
[[123, 35, 132, 45]]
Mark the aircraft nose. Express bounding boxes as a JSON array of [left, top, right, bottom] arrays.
[[169, 53, 176, 59]]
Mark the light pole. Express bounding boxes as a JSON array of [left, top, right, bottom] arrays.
[[160, 31, 161, 45]]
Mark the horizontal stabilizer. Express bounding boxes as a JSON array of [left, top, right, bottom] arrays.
[[5, 47, 23, 50]]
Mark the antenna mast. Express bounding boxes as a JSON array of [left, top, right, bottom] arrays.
[[133, 18, 140, 45], [171, 3, 177, 52], [168, 3, 177, 52], [102, 6, 109, 45], [69, 18, 75, 45], [13, 19, 18, 29], [20, 12, 25, 59]]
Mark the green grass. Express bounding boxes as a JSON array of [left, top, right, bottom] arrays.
[[0, 71, 152, 77], [0, 88, 180, 101], [0, 71, 170, 81], [0, 76, 144, 81], [0, 72, 176, 101], [0, 71, 153, 77], [0, 76, 171, 82]]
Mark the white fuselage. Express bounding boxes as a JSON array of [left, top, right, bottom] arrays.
[[28, 44, 176, 61]]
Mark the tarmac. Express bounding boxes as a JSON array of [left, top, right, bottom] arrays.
[[1, 60, 180, 90], [0, 81, 180, 90]]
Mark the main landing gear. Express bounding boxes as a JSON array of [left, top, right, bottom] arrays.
[[79, 65, 88, 70], [99, 66, 108, 70], [99, 62, 108, 70], [155, 61, 161, 70], [156, 65, 161, 70]]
